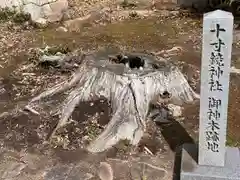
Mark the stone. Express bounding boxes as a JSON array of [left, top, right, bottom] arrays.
[[98, 162, 113, 180], [167, 104, 182, 117], [0, 150, 26, 179], [19, 151, 50, 171], [44, 164, 73, 180], [180, 143, 240, 180], [0, 0, 68, 25], [44, 0, 68, 22], [22, 3, 42, 21], [66, 162, 97, 180], [63, 14, 92, 32], [198, 10, 233, 167], [108, 158, 167, 180], [34, 18, 48, 28], [130, 162, 167, 180], [56, 26, 68, 32], [1, 162, 26, 179]]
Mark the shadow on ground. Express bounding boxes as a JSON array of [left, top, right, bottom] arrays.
[[156, 119, 196, 180]]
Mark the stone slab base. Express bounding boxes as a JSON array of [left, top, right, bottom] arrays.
[[180, 143, 240, 180]]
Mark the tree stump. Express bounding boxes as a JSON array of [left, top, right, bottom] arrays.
[[27, 51, 199, 153]]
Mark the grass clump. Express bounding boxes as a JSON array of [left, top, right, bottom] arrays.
[[13, 12, 31, 23], [0, 7, 30, 23], [0, 7, 16, 21]]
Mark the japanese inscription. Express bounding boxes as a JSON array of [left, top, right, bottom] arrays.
[[206, 23, 226, 153]]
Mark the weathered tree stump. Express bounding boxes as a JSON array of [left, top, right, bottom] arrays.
[[27, 51, 199, 153]]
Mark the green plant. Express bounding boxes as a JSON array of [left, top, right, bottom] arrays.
[[0, 7, 16, 21], [0, 7, 30, 23], [13, 12, 31, 23]]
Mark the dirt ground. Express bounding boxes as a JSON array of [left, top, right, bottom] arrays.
[[0, 3, 240, 180]]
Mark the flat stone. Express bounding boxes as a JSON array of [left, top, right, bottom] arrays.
[[67, 172, 94, 180], [108, 158, 167, 180], [180, 143, 240, 180], [131, 162, 167, 180], [20, 152, 50, 171], [44, 164, 73, 180], [1, 162, 26, 179], [66, 162, 95, 180], [98, 162, 113, 180]]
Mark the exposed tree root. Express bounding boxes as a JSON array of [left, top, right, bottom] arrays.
[[26, 51, 199, 153]]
